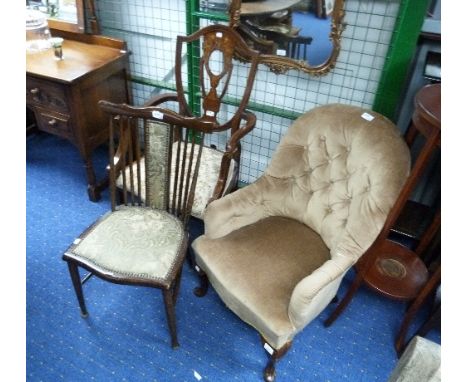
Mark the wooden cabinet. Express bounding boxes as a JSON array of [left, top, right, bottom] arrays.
[[26, 30, 131, 201]]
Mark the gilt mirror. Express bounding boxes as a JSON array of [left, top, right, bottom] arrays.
[[229, 0, 345, 75]]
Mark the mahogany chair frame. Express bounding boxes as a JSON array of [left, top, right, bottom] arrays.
[[62, 25, 260, 348], [113, 24, 260, 208]]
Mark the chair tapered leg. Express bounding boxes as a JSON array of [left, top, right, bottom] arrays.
[[66, 261, 88, 318], [193, 266, 209, 297], [261, 337, 292, 382], [162, 288, 179, 349], [172, 268, 183, 305], [324, 272, 365, 327]]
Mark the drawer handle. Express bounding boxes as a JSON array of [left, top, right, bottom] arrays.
[[48, 118, 57, 126], [30, 88, 40, 95]]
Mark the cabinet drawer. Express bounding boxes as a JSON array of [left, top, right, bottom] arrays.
[[26, 77, 69, 113], [35, 108, 72, 138]]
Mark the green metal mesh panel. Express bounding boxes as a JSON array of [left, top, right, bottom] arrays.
[[95, 0, 188, 105], [95, 0, 403, 184]]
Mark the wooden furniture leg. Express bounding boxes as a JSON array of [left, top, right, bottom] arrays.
[[194, 266, 209, 297], [66, 262, 88, 318], [394, 266, 441, 355], [324, 270, 366, 327], [261, 337, 292, 382], [417, 302, 440, 337], [162, 287, 180, 349]]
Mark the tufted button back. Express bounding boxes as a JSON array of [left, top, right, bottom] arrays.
[[264, 104, 410, 261]]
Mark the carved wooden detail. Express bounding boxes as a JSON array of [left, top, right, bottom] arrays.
[[229, 0, 346, 76]]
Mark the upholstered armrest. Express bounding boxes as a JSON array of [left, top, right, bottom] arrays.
[[288, 254, 354, 331], [204, 176, 272, 239]]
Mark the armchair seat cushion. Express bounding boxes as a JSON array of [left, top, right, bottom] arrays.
[[116, 143, 236, 220], [192, 216, 330, 348], [64, 206, 186, 287]]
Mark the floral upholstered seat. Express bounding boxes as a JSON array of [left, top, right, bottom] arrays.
[[65, 206, 185, 287]]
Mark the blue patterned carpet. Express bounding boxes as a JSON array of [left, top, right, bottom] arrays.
[[26, 133, 440, 382]]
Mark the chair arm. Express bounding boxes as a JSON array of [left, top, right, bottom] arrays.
[[227, 111, 256, 154], [208, 112, 256, 201], [143, 93, 179, 107], [288, 255, 354, 331], [203, 176, 270, 239]]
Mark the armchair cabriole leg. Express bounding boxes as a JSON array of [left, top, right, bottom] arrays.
[[261, 336, 292, 382], [193, 265, 209, 297], [162, 287, 179, 349], [66, 261, 88, 318]]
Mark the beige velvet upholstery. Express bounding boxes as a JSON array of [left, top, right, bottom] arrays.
[[192, 104, 411, 349], [116, 142, 236, 220]]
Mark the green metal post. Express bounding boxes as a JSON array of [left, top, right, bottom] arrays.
[[372, 0, 430, 121]]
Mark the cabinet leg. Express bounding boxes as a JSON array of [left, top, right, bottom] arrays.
[[81, 154, 101, 202]]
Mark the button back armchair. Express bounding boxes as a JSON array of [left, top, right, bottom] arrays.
[[62, 24, 260, 349], [114, 24, 260, 219], [191, 104, 411, 381]]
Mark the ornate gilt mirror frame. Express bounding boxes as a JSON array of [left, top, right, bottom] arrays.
[[228, 0, 346, 75]]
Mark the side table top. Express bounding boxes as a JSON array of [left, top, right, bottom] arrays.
[[27, 39, 127, 84], [414, 83, 441, 129]]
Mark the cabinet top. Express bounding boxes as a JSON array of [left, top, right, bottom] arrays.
[[26, 39, 127, 84]]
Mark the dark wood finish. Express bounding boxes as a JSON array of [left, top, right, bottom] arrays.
[[85, 0, 101, 34], [260, 336, 292, 382], [193, 266, 209, 297], [395, 265, 441, 355], [64, 92, 217, 347], [163, 287, 180, 348], [354, 240, 429, 300], [325, 84, 441, 339], [27, 34, 131, 201], [114, 24, 260, 208], [391, 200, 435, 241], [67, 262, 88, 318], [417, 302, 440, 337], [63, 26, 259, 349]]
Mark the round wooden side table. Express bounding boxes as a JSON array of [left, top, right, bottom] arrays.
[[324, 83, 441, 351]]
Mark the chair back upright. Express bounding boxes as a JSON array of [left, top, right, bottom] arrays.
[[174, 24, 260, 134], [100, 25, 262, 226], [100, 101, 209, 228]]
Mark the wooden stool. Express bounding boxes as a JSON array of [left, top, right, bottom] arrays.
[[324, 84, 441, 351]]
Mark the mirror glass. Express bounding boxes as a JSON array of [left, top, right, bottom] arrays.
[[26, 0, 85, 33], [230, 0, 345, 75]]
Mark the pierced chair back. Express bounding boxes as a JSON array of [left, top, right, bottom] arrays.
[[113, 25, 260, 219], [174, 24, 260, 130]]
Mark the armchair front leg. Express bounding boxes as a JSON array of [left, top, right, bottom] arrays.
[[261, 336, 292, 382], [193, 264, 209, 297]]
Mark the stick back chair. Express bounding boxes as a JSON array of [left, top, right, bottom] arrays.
[[62, 25, 260, 348]]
